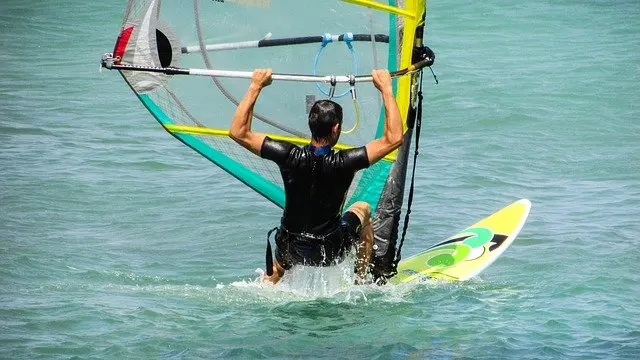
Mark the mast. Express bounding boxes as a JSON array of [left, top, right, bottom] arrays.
[[371, 3, 432, 283]]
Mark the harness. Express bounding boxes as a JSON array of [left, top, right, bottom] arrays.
[[266, 223, 351, 269]]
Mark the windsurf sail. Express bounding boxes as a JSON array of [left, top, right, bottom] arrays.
[[101, 0, 434, 282]]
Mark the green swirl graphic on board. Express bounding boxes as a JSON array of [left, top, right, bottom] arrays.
[[424, 227, 494, 268]]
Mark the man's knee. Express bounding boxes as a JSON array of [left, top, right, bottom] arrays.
[[346, 201, 371, 224]]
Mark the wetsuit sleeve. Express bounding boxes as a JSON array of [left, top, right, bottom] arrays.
[[260, 136, 296, 165], [340, 146, 370, 171]]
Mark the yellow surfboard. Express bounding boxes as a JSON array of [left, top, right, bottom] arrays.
[[391, 199, 531, 283]]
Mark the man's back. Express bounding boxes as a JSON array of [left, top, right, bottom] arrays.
[[261, 138, 369, 234], [228, 69, 402, 282]]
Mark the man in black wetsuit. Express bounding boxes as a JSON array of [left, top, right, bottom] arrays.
[[230, 68, 403, 284]]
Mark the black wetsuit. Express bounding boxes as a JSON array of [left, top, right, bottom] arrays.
[[261, 137, 370, 268]]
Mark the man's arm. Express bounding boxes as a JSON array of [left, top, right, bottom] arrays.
[[229, 69, 272, 155], [364, 69, 404, 165]]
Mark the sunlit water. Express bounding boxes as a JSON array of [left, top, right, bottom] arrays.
[[1, 0, 639, 358]]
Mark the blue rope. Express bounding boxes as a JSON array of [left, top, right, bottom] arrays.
[[312, 32, 358, 98]]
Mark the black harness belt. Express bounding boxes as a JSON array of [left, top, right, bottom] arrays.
[[274, 213, 360, 269]]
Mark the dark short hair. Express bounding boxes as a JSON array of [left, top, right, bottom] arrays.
[[308, 100, 343, 140]]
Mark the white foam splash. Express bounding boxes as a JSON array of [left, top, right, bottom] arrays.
[[233, 255, 358, 298], [223, 254, 425, 304]]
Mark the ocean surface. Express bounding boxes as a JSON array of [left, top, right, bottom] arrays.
[[1, 0, 639, 358]]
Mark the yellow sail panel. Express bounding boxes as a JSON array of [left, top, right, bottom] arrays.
[[396, 0, 425, 133], [164, 124, 397, 162], [340, 0, 417, 19]]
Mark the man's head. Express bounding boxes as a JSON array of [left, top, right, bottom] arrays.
[[308, 100, 343, 145]]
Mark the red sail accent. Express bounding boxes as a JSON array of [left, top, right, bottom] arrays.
[[113, 26, 135, 64]]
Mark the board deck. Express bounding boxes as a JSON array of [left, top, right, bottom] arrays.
[[391, 199, 531, 283]]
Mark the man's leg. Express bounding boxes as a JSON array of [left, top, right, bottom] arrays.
[[263, 230, 289, 284], [263, 260, 286, 284], [344, 201, 373, 281]]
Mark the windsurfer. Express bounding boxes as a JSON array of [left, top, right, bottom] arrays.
[[229, 68, 403, 284]]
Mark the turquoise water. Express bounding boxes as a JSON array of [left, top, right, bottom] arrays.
[[1, 0, 639, 358]]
